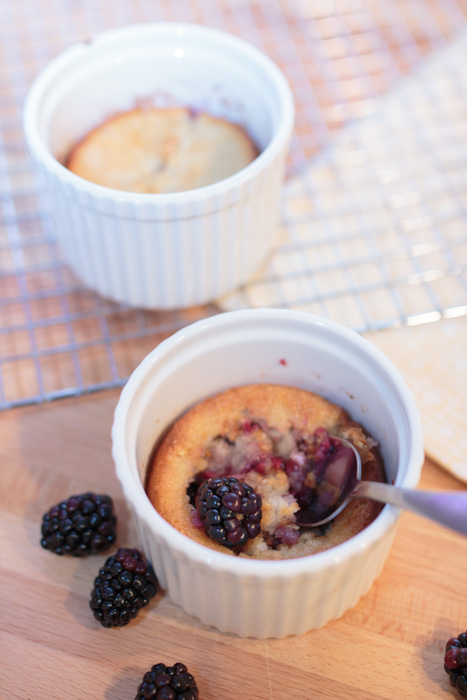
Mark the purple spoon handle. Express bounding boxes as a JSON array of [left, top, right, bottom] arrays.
[[354, 481, 467, 535]]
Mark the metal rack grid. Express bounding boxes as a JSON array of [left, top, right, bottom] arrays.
[[0, 0, 466, 409], [223, 24, 467, 325]]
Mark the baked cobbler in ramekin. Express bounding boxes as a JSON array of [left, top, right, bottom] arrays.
[[23, 23, 293, 308], [112, 308, 424, 638], [147, 384, 385, 559]]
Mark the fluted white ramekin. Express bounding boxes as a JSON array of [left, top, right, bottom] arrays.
[[111, 309, 424, 638], [23, 23, 294, 309]]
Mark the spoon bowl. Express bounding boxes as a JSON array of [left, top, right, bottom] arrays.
[[300, 437, 467, 535]]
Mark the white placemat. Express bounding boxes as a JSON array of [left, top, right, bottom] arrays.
[[366, 317, 467, 482]]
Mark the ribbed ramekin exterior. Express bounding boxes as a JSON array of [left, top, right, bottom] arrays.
[[40, 146, 287, 309], [129, 501, 397, 638]]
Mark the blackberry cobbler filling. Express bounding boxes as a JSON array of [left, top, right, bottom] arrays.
[[188, 419, 353, 552]]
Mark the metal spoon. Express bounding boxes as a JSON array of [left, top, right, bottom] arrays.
[[298, 437, 467, 535]]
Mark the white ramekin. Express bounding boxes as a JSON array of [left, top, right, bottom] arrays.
[[111, 309, 424, 638], [23, 23, 294, 309]]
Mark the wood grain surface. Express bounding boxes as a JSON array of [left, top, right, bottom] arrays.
[[1, 389, 466, 700]]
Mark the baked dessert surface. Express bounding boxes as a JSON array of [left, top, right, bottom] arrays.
[[66, 107, 259, 193], [146, 384, 385, 560]]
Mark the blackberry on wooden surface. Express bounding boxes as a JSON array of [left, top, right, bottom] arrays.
[[444, 631, 467, 698], [90, 547, 157, 628], [135, 662, 199, 700], [40, 492, 117, 556]]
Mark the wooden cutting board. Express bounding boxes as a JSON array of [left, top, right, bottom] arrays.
[[1, 389, 466, 700]]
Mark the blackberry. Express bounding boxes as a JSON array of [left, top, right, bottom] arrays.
[[195, 476, 262, 549], [135, 662, 199, 700], [40, 492, 117, 556], [444, 631, 467, 698], [90, 547, 157, 628]]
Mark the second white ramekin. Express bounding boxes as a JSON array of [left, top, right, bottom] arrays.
[[111, 309, 424, 638], [23, 23, 294, 309]]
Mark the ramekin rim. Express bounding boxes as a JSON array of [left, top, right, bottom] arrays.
[[22, 21, 295, 207], [111, 308, 425, 578]]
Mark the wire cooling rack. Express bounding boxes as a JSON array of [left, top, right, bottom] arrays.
[[0, 0, 466, 409], [221, 24, 467, 325]]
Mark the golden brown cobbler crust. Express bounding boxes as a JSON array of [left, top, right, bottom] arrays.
[[146, 384, 385, 559], [66, 107, 258, 193]]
